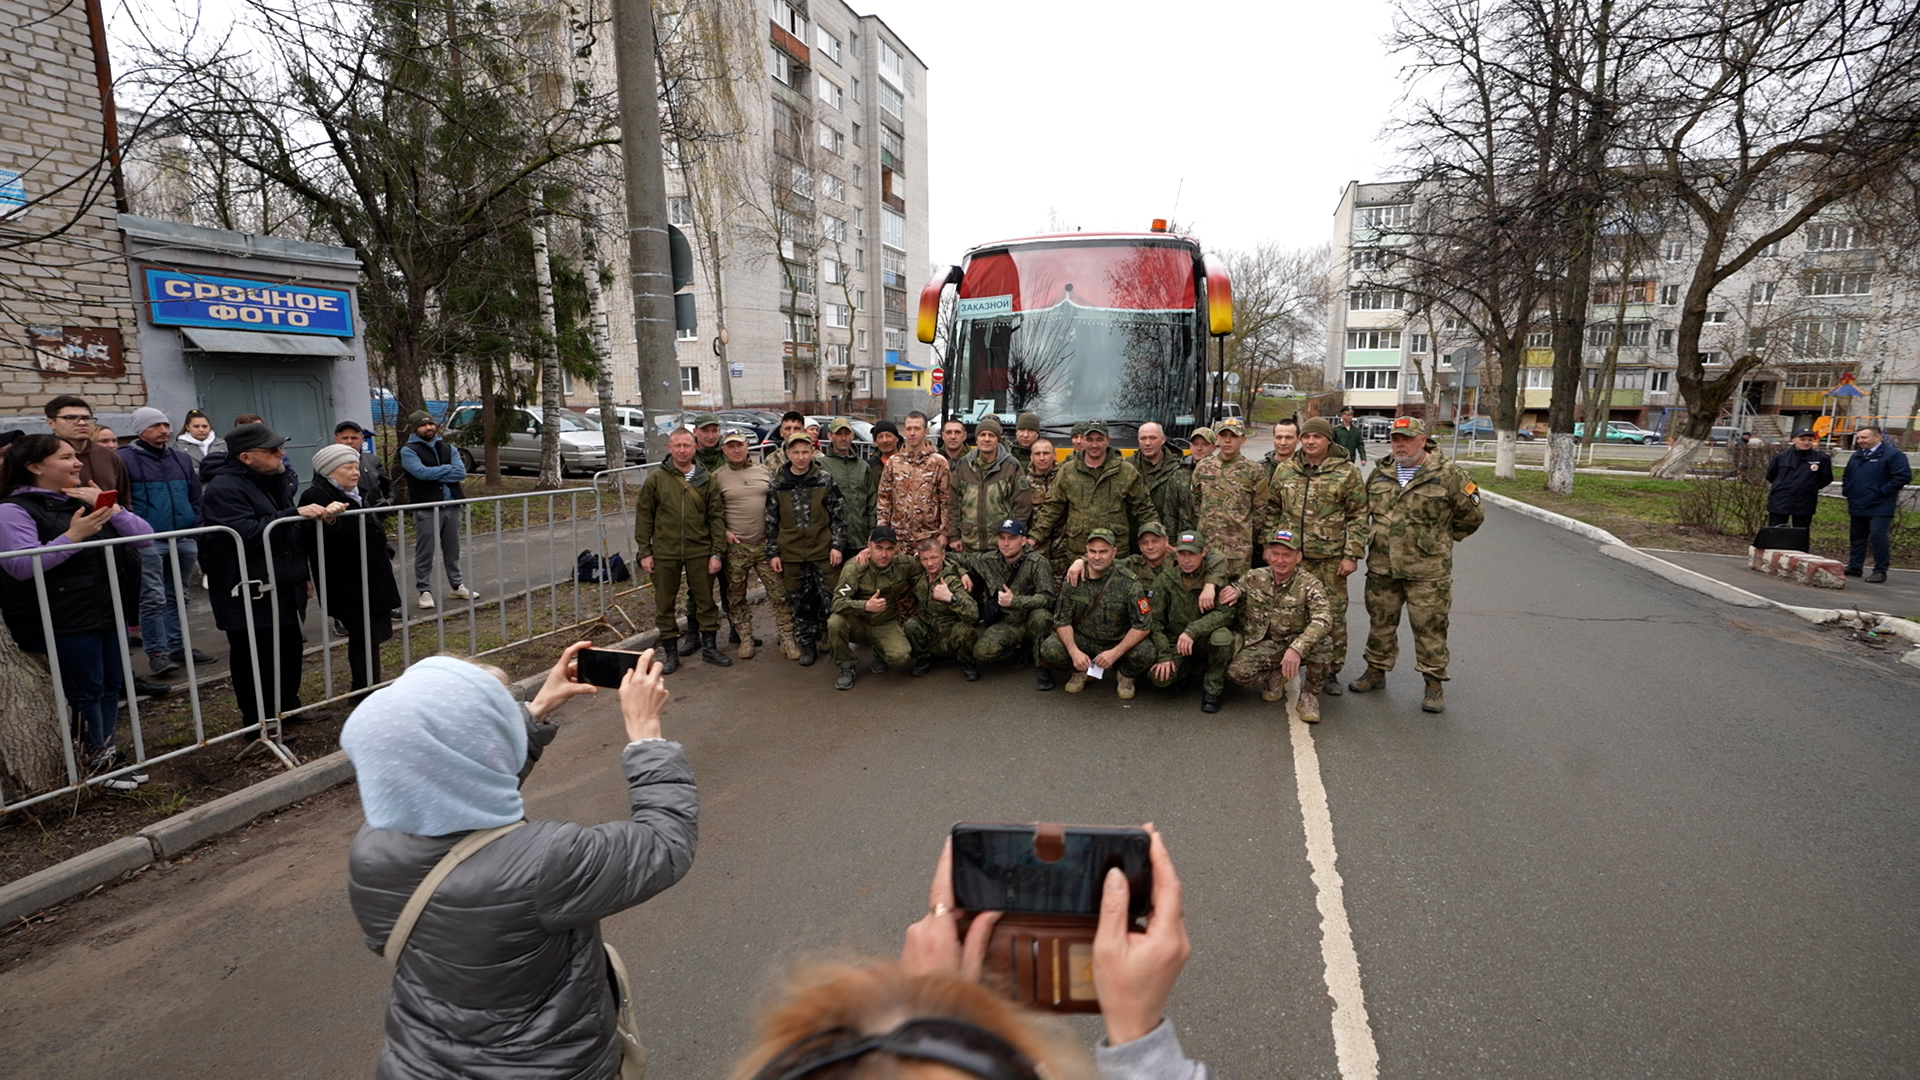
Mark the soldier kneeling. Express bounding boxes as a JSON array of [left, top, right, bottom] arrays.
[[1148, 530, 1240, 714], [954, 519, 1056, 688], [902, 540, 980, 680], [1037, 529, 1153, 698], [827, 526, 917, 690], [1225, 528, 1333, 721]]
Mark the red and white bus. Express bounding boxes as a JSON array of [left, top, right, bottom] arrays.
[[916, 221, 1233, 442]]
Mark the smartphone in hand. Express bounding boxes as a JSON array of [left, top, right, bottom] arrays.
[[573, 647, 646, 689], [93, 490, 118, 512], [950, 822, 1151, 919]]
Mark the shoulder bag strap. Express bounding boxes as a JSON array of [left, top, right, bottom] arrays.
[[383, 821, 526, 965]]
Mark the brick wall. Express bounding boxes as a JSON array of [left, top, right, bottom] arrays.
[[0, 0, 144, 413]]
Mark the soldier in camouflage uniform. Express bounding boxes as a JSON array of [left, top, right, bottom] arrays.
[[1184, 427, 1216, 495], [1348, 416, 1484, 714], [1147, 529, 1240, 713], [954, 518, 1056, 688], [903, 539, 982, 679], [1013, 412, 1043, 471], [713, 430, 794, 660], [827, 525, 919, 690], [1261, 416, 1367, 696], [1038, 528, 1154, 698], [764, 431, 846, 667], [680, 412, 729, 653], [758, 411, 810, 473], [947, 417, 1031, 553], [1028, 420, 1155, 568], [1191, 417, 1264, 569], [875, 411, 950, 547], [1022, 438, 1068, 580], [1226, 528, 1333, 721], [1135, 421, 1196, 537]]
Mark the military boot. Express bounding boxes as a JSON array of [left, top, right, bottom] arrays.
[[700, 631, 733, 667], [676, 628, 700, 655], [911, 656, 934, 677], [659, 640, 680, 676], [835, 662, 856, 690], [1322, 670, 1344, 697], [962, 661, 980, 682], [1261, 670, 1287, 703], [797, 640, 818, 666], [1422, 676, 1445, 713], [1298, 665, 1327, 722], [737, 626, 756, 660], [1348, 667, 1387, 693], [779, 631, 802, 661], [1035, 667, 1055, 691], [1116, 675, 1136, 700], [1200, 692, 1222, 713], [1064, 672, 1088, 693]]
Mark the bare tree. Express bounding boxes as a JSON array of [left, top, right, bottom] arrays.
[[1218, 243, 1330, 405]]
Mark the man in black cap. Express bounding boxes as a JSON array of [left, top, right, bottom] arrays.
[[199, 423, 338, 730], [954, 517, 1056, 687], [826, 524, 917, 690], [1763, 428, 1833, 532]]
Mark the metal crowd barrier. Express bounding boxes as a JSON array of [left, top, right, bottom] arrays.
[[1, 476, 661, 814]]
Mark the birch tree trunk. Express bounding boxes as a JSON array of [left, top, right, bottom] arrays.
[[531, 218, 565, 488], [1494, 431, 1518, 479], [0, 637, 65, 798]]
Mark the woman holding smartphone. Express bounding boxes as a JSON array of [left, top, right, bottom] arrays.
[[0, 433, 156, 788]]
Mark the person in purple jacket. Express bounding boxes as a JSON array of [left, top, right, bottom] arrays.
[[0, 434, 157, 789]]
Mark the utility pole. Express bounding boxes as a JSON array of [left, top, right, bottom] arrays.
[[610, 0, 679, 440]]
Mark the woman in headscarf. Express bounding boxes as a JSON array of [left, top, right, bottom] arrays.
[[343, 643, 698, 1079], [301, 443, 400, 692]]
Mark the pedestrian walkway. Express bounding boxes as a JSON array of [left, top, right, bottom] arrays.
[[1642, 548, 1920, 616]]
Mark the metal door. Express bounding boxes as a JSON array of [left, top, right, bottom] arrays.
[[192, 359, 336, 473]]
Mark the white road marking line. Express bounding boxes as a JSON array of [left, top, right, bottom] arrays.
[[1290, 701, 1380, 1079]]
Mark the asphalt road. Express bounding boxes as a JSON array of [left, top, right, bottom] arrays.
[[4, 507, 1916, 1077]]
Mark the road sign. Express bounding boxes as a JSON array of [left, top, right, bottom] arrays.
[[729, 362, 744, 378], [1452, 347, 1481, 375], [931, 366, 945, 385], [930, 381, 944, 396], [1225, 371, 1241, 387]]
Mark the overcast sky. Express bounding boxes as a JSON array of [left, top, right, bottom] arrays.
[[876, 0, 1409, 267]]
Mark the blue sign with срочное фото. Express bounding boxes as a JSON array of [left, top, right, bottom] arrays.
[[143, 268, 354, 337]]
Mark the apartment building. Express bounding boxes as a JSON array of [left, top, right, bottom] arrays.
[[585, 0, 931, 418], [1327, 179, 1919, 435]]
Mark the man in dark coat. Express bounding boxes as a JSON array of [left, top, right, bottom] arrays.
[[198, 423, 332, 729], [1840, 425, 1912, 583], [1762, 428, 1833, 530]]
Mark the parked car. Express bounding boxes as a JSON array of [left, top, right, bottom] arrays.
[[1704, 426, 1750, 446], [805, 415, 874, 443], [718, 409, 780, 443], [651, 411, 758, 444], [445, 406, 636, 475], [1573, 421, 1662, 445], [1452, 418, 1535, 441], [1258, 383, 1297, 397], [582, 406, 650, 464], [1358, 416, 1396, 442]]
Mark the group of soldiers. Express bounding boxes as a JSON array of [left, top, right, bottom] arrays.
[[632, 405, 1482, 718]]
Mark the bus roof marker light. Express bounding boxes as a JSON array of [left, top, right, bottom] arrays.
[[1151, 218, 1169, 233]]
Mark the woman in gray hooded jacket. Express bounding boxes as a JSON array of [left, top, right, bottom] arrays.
[[342, 643, 697, 1079]]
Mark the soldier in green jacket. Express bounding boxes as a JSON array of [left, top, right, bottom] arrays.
[[827, 525, 919, 690], [1028, 420, 1155, 564], [1262, 416, 1368, 696], [954, 518, 1056, 688], [633, 428, 731, 673], [1332, 407, 1368, 465], [1191, 417, 1264, 569], [1347, 416, 1484, 714], [947, 417, 1031, 553], [1226, 528, 1333, 721], [817, 418, 876, 547], [1135, 422, 1195, 537], [1038, 528, 1154, 698], [1147, 530, 1240, 713], [903, 540, 981, 680]]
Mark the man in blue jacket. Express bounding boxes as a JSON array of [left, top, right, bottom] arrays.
[[1840, 425, 1911, 583], [120, 407, 218, 676], [398, 409, 477, 610]]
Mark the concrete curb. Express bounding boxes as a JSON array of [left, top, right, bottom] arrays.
[[1478, 488, 1920, 666], [1, 617, 678, 926]]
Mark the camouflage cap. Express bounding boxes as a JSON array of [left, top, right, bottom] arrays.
[[1173, 530, 1206, 553], [1085, 528, 1119, 547], [1016, 411, 1042, 432], [827, 417, 854, 434], [1071, 421, 1091, 437], [1216, 417, 1246, 435], [692, 412, 722, 428], [1388, 415, 1429, 439], [1189, 427, 1216, 444], [1264, 527, 1303, 550], [1082, 419, 1110, 437], [1137, 520, 1168, 539], [721, 429, 749, 444], [783, 430, 815, 447]]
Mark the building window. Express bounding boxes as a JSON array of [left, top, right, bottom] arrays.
[[884, 327, 906, 351], [677, 325, 697, 342], [1659, 284, 1680, 305], [1658, 328, 1676, 350], [820, 173, 845, 201], [1804, 223, 1861, 250], [857, 328, 869, 351], [852, 247, 864, 270], [1750, 281, 1775, 304], [1351, 248, 1395, 272], [851, 122, 862, 147], [822, 215, 847, 243], [818, 125, 844, 155], [772, 0, 805, 37], [819, 76, 843, 110], [1806, 270, 1872, 296], [1649, 370, 1670, 392], [879, 38, 904, 84], [1784, 368, 1844, 391], [1441, 315, 1465, 331], [1758, 239, 1784, 258], [1345, 329, 1402, 351], [851, 77, 859, 101], [788, 163, 813, 198], [822, 343, 845, 366], [1663, 240, 1686, 261], [783, 365, 794, 393], [768, 46, 802, 88], [851, 164, 862, 187], [1342, 369, 1400, 391], [1747, 328, 1769, 350], [820, 257, 841, 285], [815, 27, 841, 63], [1791, 318, 1861, 357], [1409, 333, 1428, 354], [825, 303, 851, 329], [680, 365, 701, 394], [1527, 330, 1552, 348], [1587, 321, 1651, 347], [1347, 289, 1403, 311], [1703, 310, 1726, 325], [855, 366, 871, 393], [1354, 204, 1412, 230], [1762, 188, 1789, 211], [668, 196, 694, 227], [1520, 368, 1552, 389], [785, 313, 815, 343], [880, 127, 903, 161], [1591, 280, 1657, 305], [882, 208, 906, 252], [879, 80, 904, 121], [1613, 368, 1648, 390], [1700, 350, 1725, 365]]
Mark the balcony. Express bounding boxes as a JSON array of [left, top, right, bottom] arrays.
[[884, 192, 905, 214], [770, 22, 810, 65], [880, 148, 900, 173]]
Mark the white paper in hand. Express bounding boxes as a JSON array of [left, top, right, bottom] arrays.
[[1085, 663, 1106, 680]]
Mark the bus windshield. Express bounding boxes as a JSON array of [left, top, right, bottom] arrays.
[[949, 239, 1205, 427]]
